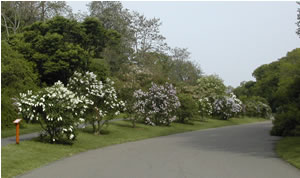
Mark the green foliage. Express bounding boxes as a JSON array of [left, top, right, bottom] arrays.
[[88, 58, 110, 81], [252, 62, 280, 111], [1, 41, 39, 95], [82, 17, 107, 58], [9, 16, 120, 86], [1, 41, 39, 128], [251, 49, 300, 111], [101, 30, 128, 73], [196, 75, 226, 99], [169, 59, 202, 85], [233, 81, 256, 98], [1, 95, 18, 129], [1, 1, 72, 40], [88, 1, 133, 73], [237, 48, 300, 137], [11, 16, 89, 85], [242, 97, 272, 119], [177, 94, 198, 123], [271, 77, 300, 136], [271, 104, 300, 136]]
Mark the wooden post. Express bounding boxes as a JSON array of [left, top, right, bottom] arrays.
[[13, 119, 22, 144]]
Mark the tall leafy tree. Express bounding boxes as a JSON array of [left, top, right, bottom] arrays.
[[239, 48, 300, 136], [168, 47, 201, 85], [233, 81, 256, 99], [130, 11, 169, 58], [88, 1, 132, 36], [196, 75, 227, 99], [38, 1, 72, 22], [88, 1, 134, 72], [10, 16, 121, 85], [1, 1, 72, 40], [296, 2, 300, 38], [82, 17, 107, 58], [1, 40, 39, 128], [10, 17, 88, 85]]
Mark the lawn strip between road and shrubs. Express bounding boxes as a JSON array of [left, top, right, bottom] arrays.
[[2, 124, 41, 138], [276, 136, 300, 169], [2, 117, 266, 178]]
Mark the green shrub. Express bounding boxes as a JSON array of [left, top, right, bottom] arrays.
[[1, 94, 18, 128], [243, 100, 272, 119], [1, 41, 39, 128], [177, 94, 198, 123], [88, 58, 110, 81], [271, 104, 300, 136]]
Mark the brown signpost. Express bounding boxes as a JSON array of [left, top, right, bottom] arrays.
[[13, 119, 22, 144]]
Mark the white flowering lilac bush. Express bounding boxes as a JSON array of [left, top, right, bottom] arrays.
[[133, 82, 180, 126], [16, 81, 91, 143], [68, 71, 125, 134], [213, 93, 243, 120], [198, 97, 213, 118]]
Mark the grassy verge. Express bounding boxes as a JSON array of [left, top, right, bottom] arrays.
[[1, 114, 128, 138], [2, 123, 41, 138], [276, 136, 300, 169], [2, 117, 266, 178]]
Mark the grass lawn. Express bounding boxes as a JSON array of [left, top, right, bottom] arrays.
[[1, 114, 128, 139], [276, 136, 300, 169], [2, 123, 41, 138], [2, 117, 266, 178]]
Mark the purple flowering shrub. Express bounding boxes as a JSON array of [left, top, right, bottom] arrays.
[[133, 82, 180, 126]]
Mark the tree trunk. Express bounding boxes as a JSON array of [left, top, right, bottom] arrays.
[[40, 1, 46, 22], [97, 120, 101, 135]]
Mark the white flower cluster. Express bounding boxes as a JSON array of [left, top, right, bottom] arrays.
[[68, 71, 125, 124], [16, 81, 91, 142], [133, 82, 180, 126], [213, 93, 243, 120], [198, 97, 213, 117]]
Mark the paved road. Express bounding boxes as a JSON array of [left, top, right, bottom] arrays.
[[19, 121, 300, 178]]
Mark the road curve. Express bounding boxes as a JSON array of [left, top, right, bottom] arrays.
[[19, 121, 300, 178]]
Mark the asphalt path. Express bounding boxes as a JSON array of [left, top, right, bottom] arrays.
[[19, 121, 300, 178]]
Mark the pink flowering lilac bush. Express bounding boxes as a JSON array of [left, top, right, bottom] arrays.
[[213, 93, 243, 120], [133, 82, 180, 126], [15, 81, 92, 143], [68, 71, 125, 134]]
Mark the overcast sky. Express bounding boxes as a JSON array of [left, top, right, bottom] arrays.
[[68, 1, 300, 87]]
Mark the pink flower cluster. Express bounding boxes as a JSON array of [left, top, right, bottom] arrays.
[[133, 82, 180, 126]]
